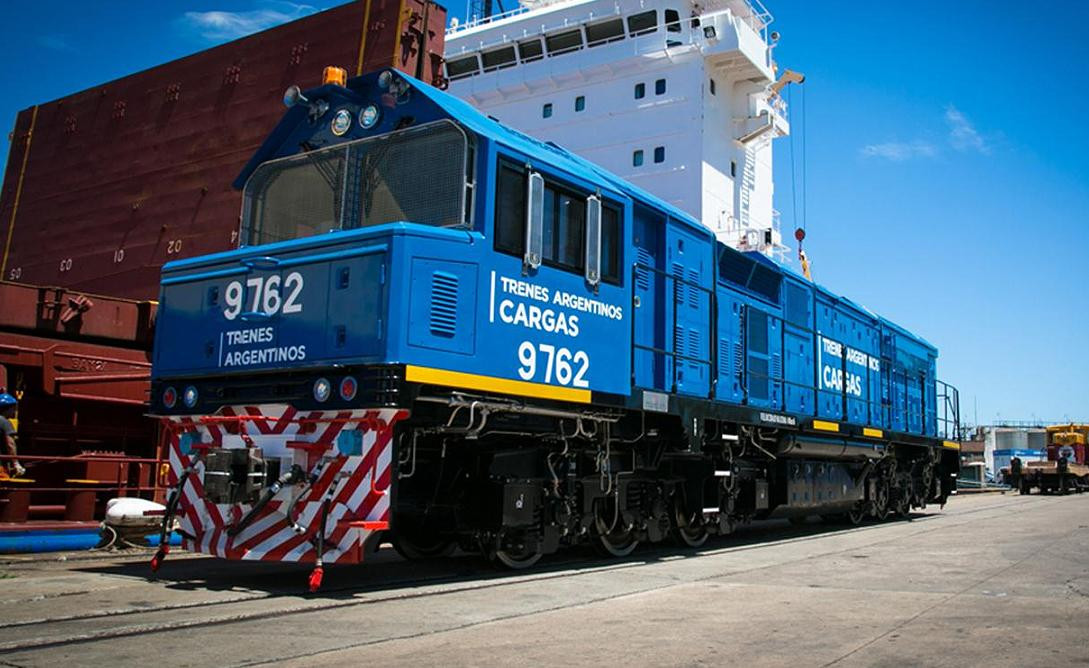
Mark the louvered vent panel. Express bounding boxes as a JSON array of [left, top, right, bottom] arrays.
[[671, 262, 685, 308], [772, 353, 782, 379], [635, 248, 652, 291], [733, 342, 744, 377], [429, 271, 459, 337], [718, 338, 731, 375], [687, 268, 700, 308], [674, 327, 686, 359], [688, 328, 701, 361]]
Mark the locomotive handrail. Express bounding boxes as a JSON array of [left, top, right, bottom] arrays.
[[629, 256, 945, 438], [241, 256, 282, 268], [161, 266, 248, 285], [277, 243, 388, 267], [630, 261, 717, 397]]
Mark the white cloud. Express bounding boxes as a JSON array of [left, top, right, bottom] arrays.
[[945, 105, 990, 154], [183, 2, 318, 41], [860, 141, 938, 161]]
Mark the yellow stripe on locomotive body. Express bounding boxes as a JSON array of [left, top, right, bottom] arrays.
[[943, 440, 961, 450], [863, 427, 884, 438], [406, 365, 592, 404]]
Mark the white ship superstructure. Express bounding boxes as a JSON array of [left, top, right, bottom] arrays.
[[444, 0, 793, 258]]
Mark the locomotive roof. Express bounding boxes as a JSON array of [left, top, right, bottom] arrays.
[[235, 69, 709, 239], [234, 69, 934, 354]]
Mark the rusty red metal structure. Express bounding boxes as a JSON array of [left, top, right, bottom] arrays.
[[0, 0, 447, 527], [0, 0, 447, 301]]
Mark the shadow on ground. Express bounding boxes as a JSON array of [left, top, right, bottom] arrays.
[[70, 511, 939, 599]]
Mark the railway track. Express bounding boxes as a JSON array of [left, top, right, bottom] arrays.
[[0, 493, 1046, 657]]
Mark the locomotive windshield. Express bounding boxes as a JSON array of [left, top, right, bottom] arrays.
[[241, 120, 471, 246]]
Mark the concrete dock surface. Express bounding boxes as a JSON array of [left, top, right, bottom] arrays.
[[0, 492, 1086, 667]]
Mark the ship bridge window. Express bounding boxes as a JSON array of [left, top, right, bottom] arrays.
[[481, 46, 517, 71], [242, 121, 471, 247], [634, 82, 646, 99], [494, 160, 622, 283], [445, 55, 479, 80], [518, 38, 544, 62], [628, 10, 657, 36], [654, 146, 665, 163], [655, 78, 667, 95], [586, 17, 625, 46], [665, 9, 682, 32], [546, 29, 584, 56]]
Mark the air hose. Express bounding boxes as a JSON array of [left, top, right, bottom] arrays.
[[307, 467, 346, 592], [151, 453, 202, 572], [227, 464, 305, 537], [286, 460, 327, 535], [309, 498, 331, 593]]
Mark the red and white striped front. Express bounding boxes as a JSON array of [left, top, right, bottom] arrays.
[[162, 404, 408, 565]]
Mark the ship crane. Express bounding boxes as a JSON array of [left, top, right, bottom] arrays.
[[770, 68, 806, 98]]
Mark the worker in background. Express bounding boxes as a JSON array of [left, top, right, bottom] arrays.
[[1057, 452, 1069, 494], [1010, 456, 1023, 494], [0, 394, 24, 477]]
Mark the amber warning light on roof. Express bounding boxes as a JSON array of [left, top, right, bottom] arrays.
[[323, 66, 348, 87]]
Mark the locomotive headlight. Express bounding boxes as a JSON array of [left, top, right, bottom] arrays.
[[339, 376, 358, 401], [183, 386, 199, 408], [162, 386, 178, 409], [330, 109, 352, 136], [359, 104, 380, 129], [313, 378, 332, 403], [377, 70, 393, 89]]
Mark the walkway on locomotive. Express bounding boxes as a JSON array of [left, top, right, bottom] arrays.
[[153, 68, 949, 442]]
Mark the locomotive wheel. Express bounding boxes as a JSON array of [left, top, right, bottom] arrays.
[[593, 500, 640, 557], [391, 531, 457, 561], [491, 541, 543, 570], [672, 503, 709, 548], [893, 492, 911, 519], [871, 481, 891, 521], [788, 515, 808, 526]]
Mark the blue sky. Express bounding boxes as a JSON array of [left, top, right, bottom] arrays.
[[0, 0, 1085, 425]]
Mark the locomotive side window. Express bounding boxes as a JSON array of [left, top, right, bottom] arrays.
[[600, 205, 620, 283], [542, 184, 586, 272], [494, 160, 621, 283], [494, 163, 526, 256]]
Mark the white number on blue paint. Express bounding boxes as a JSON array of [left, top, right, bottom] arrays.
[[517, 341, 589, 388], [223, 271, 304, 320]]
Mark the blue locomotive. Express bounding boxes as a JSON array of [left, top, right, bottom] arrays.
[[150, 67, 960, 577]]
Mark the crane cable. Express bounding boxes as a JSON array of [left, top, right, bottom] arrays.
[[789, 83, 812, 280]]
